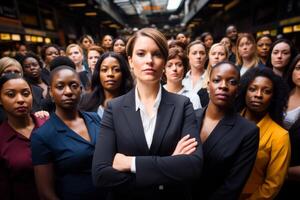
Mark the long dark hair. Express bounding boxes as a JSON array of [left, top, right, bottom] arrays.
[[236, 67, 288, 125], [81, 52, 133, 111]]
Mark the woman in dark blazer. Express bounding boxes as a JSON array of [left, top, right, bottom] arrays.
[[92, 28, 203, 200], [192, 61, 259, 200]]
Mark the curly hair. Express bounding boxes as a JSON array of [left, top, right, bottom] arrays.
[[236, 67, 288, 125], [80, 51, 134, 112]]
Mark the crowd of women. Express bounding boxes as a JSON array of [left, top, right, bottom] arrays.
[[0, 25, 299, 200]]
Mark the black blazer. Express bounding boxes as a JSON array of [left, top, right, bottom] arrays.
[[92, 88, 203, 200], [192, 109, 259, 200]]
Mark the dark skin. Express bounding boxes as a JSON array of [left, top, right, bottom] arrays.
[[243, 76, 273, 124], [34, 68, 90, 200], [0, 78, 34, 139], [23, 57, 48, 98], [200, 63, 239, 143]]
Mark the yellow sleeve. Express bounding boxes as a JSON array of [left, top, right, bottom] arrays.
[[248, 132, 291, 200]]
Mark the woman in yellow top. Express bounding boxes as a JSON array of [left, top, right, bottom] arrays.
[[237, 67, 291, 199]]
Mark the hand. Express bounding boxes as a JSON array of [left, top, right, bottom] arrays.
[[172, 134, 198, 156], [113, 153, 132, 172], [34, 110, 50, 119]]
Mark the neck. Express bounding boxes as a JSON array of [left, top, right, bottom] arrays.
[[76, 63, 84, 72], [243, 57, 255, 67], [260, 57, 267, 65], [7, 114, 33, 129], [191, 66, 205, 77], [291, 87, 300, 97], [206, 102, 226, 120], [55, 107, 79, 121], [136, 81, 160, 102], [273, 68, 283, 77], [243, 108, 265, 124], [165, 80, 183, 93], [103, 89, 119, 107], [30, 77, 42, 84]]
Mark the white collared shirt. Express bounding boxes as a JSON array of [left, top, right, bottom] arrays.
[[131, 85, 162, 173], [163, 85, 201, 110], [182, 70, 208, 93], [135, 85, 162, 148]]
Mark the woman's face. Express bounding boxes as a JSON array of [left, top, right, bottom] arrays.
[[23, 57, 41, 79], [1, 65, 22, 76], [271, 42, 291, 71], [292, 60, 300, 88], [188, 44, 207, 70], [82, 38, 92, 50], [256, 36, 272, 58], [50, 69, 81, 110], [176, 34, 187, 45], [208, 63, 239, 108], [220, 37, 231, 50], [0, 78, 32, 117], [165, 57, 185, 83], [45, 47, 59, 65], [238, 37, 255, 59], [245, 76, 273, 113], [87, 50, 100, 71], [128, 36, 165, 84], [68, 47, 83, 66], [113, 39, 126, 54], [204, 35, 214, 49], [99, 56, 122, 93], [209, 45, 227, 67], [102, 35, 113, 49]]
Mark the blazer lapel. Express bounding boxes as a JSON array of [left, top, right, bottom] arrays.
[[150, 91, 175, 153], [50, 113, 91, 145], [203, 113, 236, 154], [122, 89, 150, 153]]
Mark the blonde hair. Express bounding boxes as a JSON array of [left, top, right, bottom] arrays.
[[0, 57, 23, 76], [66, 44, 83, 56], [207, 43, 229, 75]]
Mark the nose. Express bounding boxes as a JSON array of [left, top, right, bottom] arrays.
[[16, 93, 25, 104], [254, 90, 263, 98], [63, 86, 72, 96], [145, 53, 153, 64], [107, 68, 114, 77], [219, 80, 228, 90]]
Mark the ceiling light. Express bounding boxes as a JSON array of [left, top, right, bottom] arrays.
[[85, 12, 97, 16], [68, 3, 86, 7], [167, 0, 183, 11], [209, 3, 224, 8], [113, 0, 129, 3]]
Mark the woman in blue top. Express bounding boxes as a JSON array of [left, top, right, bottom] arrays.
[[31, 65, 106, 200]]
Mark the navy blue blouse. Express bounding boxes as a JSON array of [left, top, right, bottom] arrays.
[[31, 112, 106, 200]]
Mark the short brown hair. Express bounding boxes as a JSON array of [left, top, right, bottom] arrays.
[[87, 45, 104, 55], [126, 28, 168, 63]]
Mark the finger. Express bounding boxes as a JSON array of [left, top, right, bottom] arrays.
[[177, 134, 190, 146], [185, 147, 196, 155], [181, 141, 198, 153], [180, 138, 196, 148]]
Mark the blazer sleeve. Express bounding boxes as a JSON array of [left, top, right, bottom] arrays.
[[92, 102, 135, 188], [135, 98, 203, 187], [211, 125, 259, 200], [248, 132, 291, 200]]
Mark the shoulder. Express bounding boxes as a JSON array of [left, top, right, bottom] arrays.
[[82, 111, 101, 124], [32, 115, 56, 139], [268, 120, 289, 140], [235, 114, 258, 131], [162, 89, 191, 105]]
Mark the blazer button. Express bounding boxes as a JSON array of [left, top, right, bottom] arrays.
[[158, 185, 164, 190]]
